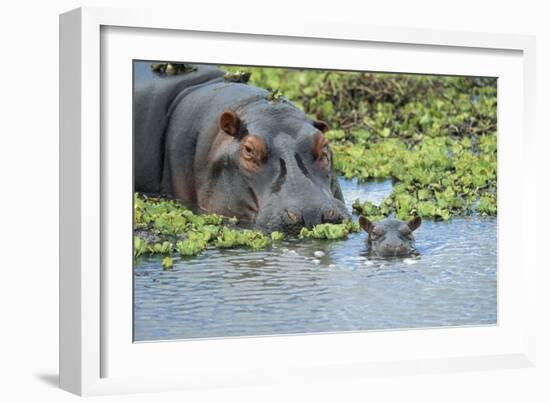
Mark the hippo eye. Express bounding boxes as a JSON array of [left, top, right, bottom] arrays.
[[239, 134, 267, 171], [243, 145, 253, 156], [241, 143, 258, 164]]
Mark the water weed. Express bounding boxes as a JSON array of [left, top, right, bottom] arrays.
[[135, 68, 497, 259]]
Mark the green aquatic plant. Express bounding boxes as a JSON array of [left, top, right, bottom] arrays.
[[352, 200, 385, 222], [270, 231, 284, 241], [476, 194, 497, 216], [134, 194, 291, 257], [149, 241, 173, 255], [151, 63, 196, 77], [224, 71, 251, 83], [266, 88, 284, 103], [162, 256, 174, 269], [215, 227, 271, 249], [335, 133, 496, 220], [299, 220, 360, 240], [134, 67, 497, 267], [176, 236, 208, 256], [133, 236, 149, 258]]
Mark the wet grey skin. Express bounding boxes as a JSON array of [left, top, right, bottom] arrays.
[[134, 65, 349, 234], [359, 215, 422, 257]]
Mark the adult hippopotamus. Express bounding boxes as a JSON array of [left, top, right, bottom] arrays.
[[134, 65, 349, 234], [359, 215, 422, 257]]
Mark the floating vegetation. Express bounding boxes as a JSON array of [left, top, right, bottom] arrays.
[[149, 241, 173, 255], [135, 193, 315, 259], [215, 227, 271, 249], [176, 233, 208, 256], [333, 134, 496, 220], [162, 256, 174, 269], [270, 231, 285, 241], [134, 193, 236, 257], [266, 88, 284, 103], [299, 220, 360, 240], [135, 66, 498, 263], [133, 236, 149, 258], [151, 63, 197, 77], [224, 71, 251, 83]]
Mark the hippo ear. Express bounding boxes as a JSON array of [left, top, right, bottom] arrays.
[[219, 110, 244, 137], [408, 216, 422, 231], [358, 215, 373, 232], [313, 120, 330, 133]]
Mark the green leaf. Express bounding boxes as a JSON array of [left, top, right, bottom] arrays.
[[271, 231, 284, 241], [162, 256, 173, 269]]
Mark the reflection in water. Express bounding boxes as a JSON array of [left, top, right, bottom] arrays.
[[134, 178, 497, 341]]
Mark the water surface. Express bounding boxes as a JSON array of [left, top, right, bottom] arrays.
[[134, 178, 497, 341]]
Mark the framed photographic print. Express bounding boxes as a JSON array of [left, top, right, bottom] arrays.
[[60, 7, 537, 396]]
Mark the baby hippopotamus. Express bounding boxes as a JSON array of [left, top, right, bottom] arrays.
[[358, 215, 422, 257]]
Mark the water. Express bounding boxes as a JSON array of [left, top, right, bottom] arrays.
[[134, 178, 497, 341]]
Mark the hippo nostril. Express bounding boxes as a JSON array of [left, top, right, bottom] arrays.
[[322, 208, 337, 223], [287, 210, 299, 222]]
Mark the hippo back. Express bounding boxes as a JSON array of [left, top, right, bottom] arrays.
[[134, 65, 225, 193]]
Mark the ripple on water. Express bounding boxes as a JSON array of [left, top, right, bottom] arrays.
[[134, 178, 497, 341]]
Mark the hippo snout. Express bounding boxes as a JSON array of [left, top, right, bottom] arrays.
[[287, 202, 349, 234], [373, 243, 413, 257], [256, 200, 350, 235]]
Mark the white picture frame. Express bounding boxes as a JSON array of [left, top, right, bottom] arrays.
[[59, 6, 537, 396]]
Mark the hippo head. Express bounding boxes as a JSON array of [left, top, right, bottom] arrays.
[[359, 215, 422, 257], [198, 102, 350, 235]]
